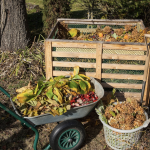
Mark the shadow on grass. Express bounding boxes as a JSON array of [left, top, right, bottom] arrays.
[[27, 11, 44, 41], [0, 99, 36, 149], [77, 109, 103, 148], [70, 9, 105, 19], [70, 10, 87, 19]]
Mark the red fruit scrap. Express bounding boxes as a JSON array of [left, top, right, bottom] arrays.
[[70, 99, 75, 104], [70, 92, 98, 108]]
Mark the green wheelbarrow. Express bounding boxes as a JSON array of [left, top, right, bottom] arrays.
[[0, 77, 104, 150]]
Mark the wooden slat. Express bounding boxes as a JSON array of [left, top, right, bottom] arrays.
[[53, 61, 96, 68], [52, 51, 96, 58], [48, 39, 145, 46], [144, 34, 150, 38], [102, 73, 143, 80], [52, 52, 146, 61], [53, 71, 96, 77], [51, 42, 147, 51], [60, 21, 137, 26], [45, 41, 53, 80], [75, 28, 96, 32], [52, 42, 96, 48], [96, 43, 102, 80], [144, 47, 150, 104], [101, 82, 142, 89], [57, 18, 143, 23], [53, 71, 143, 80], [103, 91, 141, 101], [102, 54, 146, 61], [103, 44, 147, 51], [144, 67, 150, 104], [102, 63, 145, 70]]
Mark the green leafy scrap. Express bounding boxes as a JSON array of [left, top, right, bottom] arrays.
[[13, 66, 95, 117]]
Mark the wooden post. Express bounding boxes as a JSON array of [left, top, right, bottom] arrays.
[[144, 49, 150, 105], [45, 40, 53, 80], [145, 67, 150, 105], [96, 43, 102, 81], [143, 35, 150, 105]]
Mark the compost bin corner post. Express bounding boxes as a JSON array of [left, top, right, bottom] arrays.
[[45, 40, 53, 80], [96, 43, 103, 81]]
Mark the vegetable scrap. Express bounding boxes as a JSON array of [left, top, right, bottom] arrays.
[[70, 91, 98, 108], [12, 66, 98, 117]]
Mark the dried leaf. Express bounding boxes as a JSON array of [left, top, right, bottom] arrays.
[[86, 118, 91, 122], [17, 89, 34, 103], [66, 105, 71, 110], [34, 101, 41, 110], [79, 74, 90, 80], [58, 107, 64, 115], [69, 28, 79, 37], [16, 86, 28, 93], [51, 108, 60, 116], [46, 87, 53, 99], [33, 110, 38, 116], [79, 80, 87, 92], [54, 75, 65, 81], [84, 80, 91, 92], [23, 108, 28, 116], [73, 66, 79, 75], [95, 120, 99, 126], [47, 99, 59, 106], [12, 96, 17, 102], [112, 33, 118, 39], [109, 111, 116, 117], [20, 104, 27, 112], [53, 95, 59, 102], [72, 74, 84, 80], [54, 87, 63, 104], [68, 81, 79, 93], [109, 99, 116, 105], [34, 83, 39, 95], [63, 107, 67, 113], [27, 99, 38, 106]]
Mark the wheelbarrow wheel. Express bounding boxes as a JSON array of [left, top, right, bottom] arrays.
[[50, 120, 86, 150]]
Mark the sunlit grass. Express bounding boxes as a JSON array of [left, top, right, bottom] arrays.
[[26, 0, 44, 9]]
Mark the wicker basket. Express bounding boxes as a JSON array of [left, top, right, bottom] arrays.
[[96, 102, 150, 150]]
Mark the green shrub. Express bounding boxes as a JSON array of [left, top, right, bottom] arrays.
[[99, 0, 150, 26], [43, 0, 71, 37]]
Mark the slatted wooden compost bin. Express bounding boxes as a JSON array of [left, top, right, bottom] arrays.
[[45, 19, 150, 105]]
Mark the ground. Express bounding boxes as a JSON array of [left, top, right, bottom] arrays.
[[0, 1, 150, 150], [0, 66, 150, 150]]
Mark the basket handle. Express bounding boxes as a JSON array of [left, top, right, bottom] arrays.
[[0, 86, 10, 98], [142, 119, 150, 128]]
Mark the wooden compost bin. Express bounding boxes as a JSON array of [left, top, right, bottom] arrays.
[[45, 18, 150, 105]]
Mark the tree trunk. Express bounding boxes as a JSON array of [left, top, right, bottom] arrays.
[[1, 0, 30, 51]]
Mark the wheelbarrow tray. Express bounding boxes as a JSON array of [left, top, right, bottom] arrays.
[[11, 77, 104, 126]]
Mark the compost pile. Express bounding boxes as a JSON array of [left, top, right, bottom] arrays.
[[57, 22, 150, 43], [12, 66, 98, 117]]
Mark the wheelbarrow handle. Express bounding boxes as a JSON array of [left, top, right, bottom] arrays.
[[0, 86, 10, 98]]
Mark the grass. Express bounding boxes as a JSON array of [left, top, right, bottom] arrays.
[[26, 0, 44, 9], [25, 0, 89, 39]]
